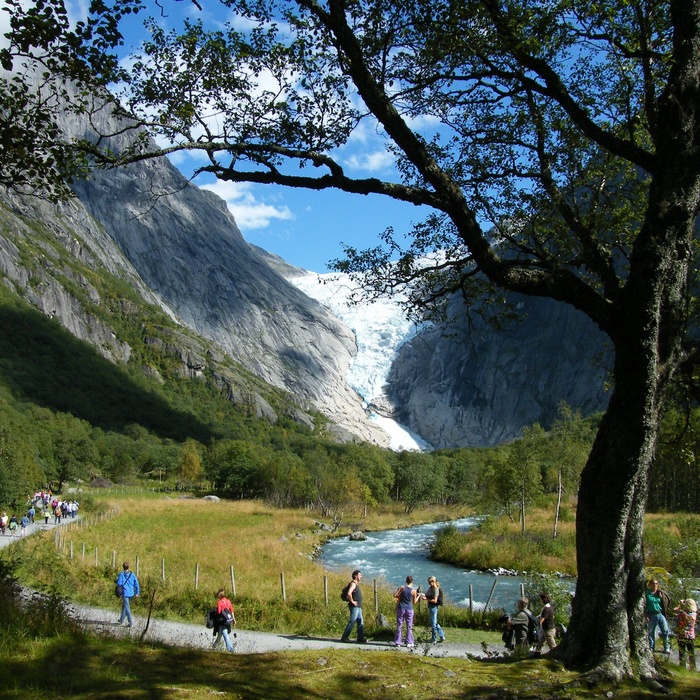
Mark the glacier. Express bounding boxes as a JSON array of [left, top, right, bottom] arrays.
[[289, 271, 431, 452]]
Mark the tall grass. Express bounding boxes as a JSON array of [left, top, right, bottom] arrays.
[[431, 507, 578, 576]]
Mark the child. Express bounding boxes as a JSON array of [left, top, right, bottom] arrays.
[[675, 598, 697, 670]]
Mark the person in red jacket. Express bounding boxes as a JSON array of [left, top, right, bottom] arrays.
[[212, 588, 236, 652]]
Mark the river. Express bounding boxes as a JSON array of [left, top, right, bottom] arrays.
[[319, 517, 524, 612]]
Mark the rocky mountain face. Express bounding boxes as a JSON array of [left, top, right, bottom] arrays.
[[0, 97, 388, 445], [382, 293, 610, 448]]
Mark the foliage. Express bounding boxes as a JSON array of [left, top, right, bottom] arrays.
[[431, 508, 578, 577]]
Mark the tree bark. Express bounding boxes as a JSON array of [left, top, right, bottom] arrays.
[[558, 194, 693, 676]]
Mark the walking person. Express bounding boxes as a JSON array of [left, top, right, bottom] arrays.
[[212, 588, 237, 652], [340, 570, 366, 643], [116, 561, 140, 628], [536, 593, 557, 652], [508, 597, 533, 656], [675, 598, 697, 670], [19, 514, 29, 537], [393, 575, 421, 647], [425, 575, 446, 643], [0, 512, 7, 536], [646, 578, 671, 654]]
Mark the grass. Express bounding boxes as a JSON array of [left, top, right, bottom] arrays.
[[431, 504, 578, 576], [2, 626, 700, 700]]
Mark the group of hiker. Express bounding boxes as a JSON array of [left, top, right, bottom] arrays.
[[0, 493, 79, 537], [339, 569, 447, 646], [100, 548, 688, 665], [646, 577, 697, 669]]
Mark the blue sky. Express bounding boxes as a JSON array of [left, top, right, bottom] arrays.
[[192, 176, 421, 273]]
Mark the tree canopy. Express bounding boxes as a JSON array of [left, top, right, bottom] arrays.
[[3, 0, 700, 680]]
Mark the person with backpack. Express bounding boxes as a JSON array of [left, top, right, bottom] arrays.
[[425, 575, 446, 644], [116, 561, 140, 628], [536, 592, 557, 652], [212, 588, 236, 652], [645, 578, 671, 654], [340, 570, 366, 644], [508, 597, 537, 655], [392, 575, 421, 647]]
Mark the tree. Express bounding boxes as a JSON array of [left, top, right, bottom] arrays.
[[508, 424, 545, 535], [177, 438, 203, 485], [4, 0, 700, 679]]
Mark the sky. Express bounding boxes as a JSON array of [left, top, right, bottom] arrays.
[[192, 176, 423, 274]]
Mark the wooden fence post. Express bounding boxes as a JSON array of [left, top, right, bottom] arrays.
[[469, 585, 474, 614], [374, 578, 378, 614], [230, 566, 236, 598], [280, 572, 286, 602], [161, 558, 165, 582], [324, 575, 329, 608], [195, 563, 199, 590], [484, 577, 498, 614]]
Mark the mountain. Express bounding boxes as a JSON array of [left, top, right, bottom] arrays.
[[284, 270, 610, 449], [60, 98, 390, 446], [0, 90, 609, 450], [384, 294, 611, 448]]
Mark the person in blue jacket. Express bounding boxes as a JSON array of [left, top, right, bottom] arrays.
[[116, 561, 140, 628]]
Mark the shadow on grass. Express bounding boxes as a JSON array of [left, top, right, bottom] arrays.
[[2, 635, 700, 700]]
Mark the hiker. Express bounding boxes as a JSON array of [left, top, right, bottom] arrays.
[[212, 588, 237, 652], [536, 593, 557, 652], [646, 578, 671, 654], [675, 598, 697, 670], [0, 512, 7, 535], [393, 575, 421, 647], [116, 561, 140, 628], [508, 597, 533, 655], [425, 575, 446, 643], [8, 515, 18, 536], [20, 514, 29, 537], [340, 569, 366, 644]]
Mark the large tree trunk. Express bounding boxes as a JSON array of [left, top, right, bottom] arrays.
[[557, 185, 694, 677], [560, 386, 657, 679]]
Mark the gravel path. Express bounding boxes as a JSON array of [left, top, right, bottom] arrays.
[[1, 517, 493, 658], [68, 599, 491, 657]]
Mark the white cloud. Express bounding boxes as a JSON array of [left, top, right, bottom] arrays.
[[345, 149, 395, 173], [200, 180, 293, 229]]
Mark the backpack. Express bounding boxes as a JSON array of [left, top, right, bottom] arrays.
[[221, 608, 234, 624], [437, 588, 444, 606], [525, 610, 542, 645], [340, 581, 352, 602], [115, 571, 131, 598]]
